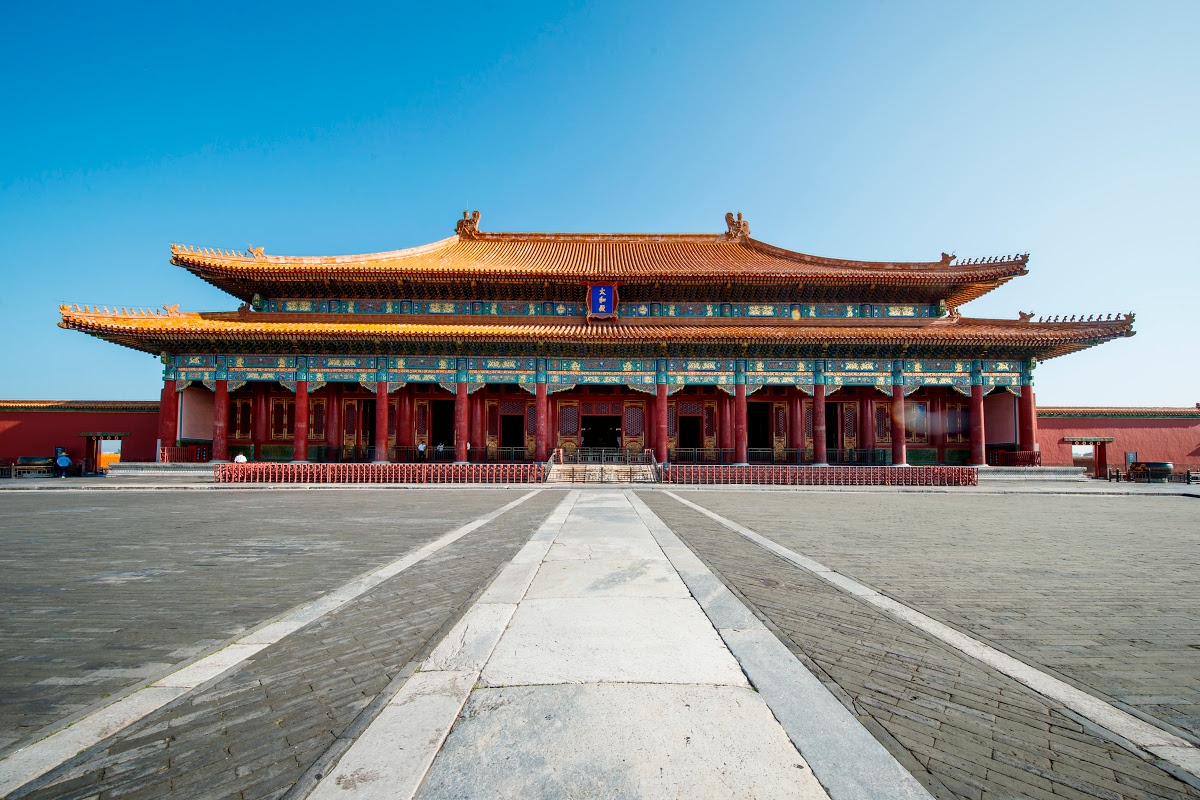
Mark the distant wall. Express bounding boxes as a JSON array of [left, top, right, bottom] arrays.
[[1036, 408, 1200, 471], [0, 402, 160, 464]]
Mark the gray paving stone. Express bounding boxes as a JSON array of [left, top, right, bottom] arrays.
[[638, 490, 1200, 800], [0, 489, 538, 754], [10, 491, 564, 800]]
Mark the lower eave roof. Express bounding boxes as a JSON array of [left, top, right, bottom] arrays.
[[58, 306, 1135, 361]]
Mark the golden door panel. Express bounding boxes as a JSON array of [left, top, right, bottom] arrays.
[[624, 401, 645, 453], [875, 401, 892, 444], [841, 401, 858, 450], [803, 400, 813, 449], [308, 398, 326, 441], [414, 399, 430, 447], [485, 400, 499, 456], [905, 401, 929, 444], [773, 402, 787, 456], [556, 400, 580, 452], [271, 398, 294, 440], [342, 398, 358, 448]]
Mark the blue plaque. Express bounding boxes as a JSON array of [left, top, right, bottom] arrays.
[[588, 284, 617, 318]]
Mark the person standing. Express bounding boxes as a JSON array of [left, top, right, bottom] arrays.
[[417, 441, 426, 461]]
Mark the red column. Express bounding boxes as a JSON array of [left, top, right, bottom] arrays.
[[813, 384, 828, 465], [861, 391, 875, 456], [157, 380, 178, 460], [252, 383, 268, 460], [471, 392, 485, 461], [734, 384, 748, 464], [293, 381, 309, 461], [455, 382, 469, 462], [374, 383, 389, 462], [891, 385, 907, 466], [969, 384, 986, 466], [325, 385, 341, 452], [655, 384, 669, 463], [719, 394, 733, 453], [784, 391, 797, 451], [535, 384, 549, 461], [929, 389, 945, 464], [213, 380, 230, 461], [1018, 386, 1037, 452], [397, 389, 413, 450]]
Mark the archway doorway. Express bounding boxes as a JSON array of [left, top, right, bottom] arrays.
[[581, 415, 622, 448]]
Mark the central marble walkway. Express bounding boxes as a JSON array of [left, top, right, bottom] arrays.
[[314, 490, 928, 799]]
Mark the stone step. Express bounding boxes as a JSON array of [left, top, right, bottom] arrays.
[[976, 465, 1089, 482], [547, 464, 658, 483], [107, 462, 215, 479]]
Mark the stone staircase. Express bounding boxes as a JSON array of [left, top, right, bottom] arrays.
[[975, 465, 1089, 482], [106, 462, 215, 480], [546, 463, 658, 483]]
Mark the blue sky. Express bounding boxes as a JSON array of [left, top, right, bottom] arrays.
[[2, 1, 1196, 405]]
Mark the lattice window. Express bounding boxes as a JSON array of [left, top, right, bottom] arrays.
[[271, 398, 295, 440], [487, 403, 499, 436], [309, 398, 325, 440], [906, 401, 929, 444], [946, 403, 968, 443], [774, 405, 786, 438], [559, 405, 579, 436], [526, 404, 537, 434], [703, 406, 715, 437], [581, 402, 593, 415], [667, 405, 677, 437], [875, 402, 891, 444], [230, 399, 253, 439], [387, 400, 396, 437], [415, 403, 427, 436], [625, 405, 644, 436], [679, 401, 703, 416], [344, 402, 357, 437], [843, 404, 856, 440], [804, 404, 813, 439], [500, 400, 526, 415]]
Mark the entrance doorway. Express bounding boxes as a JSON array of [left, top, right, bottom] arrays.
[[677, 416, 702, 449], [581, 416, 622, 448], [500, 414, 526, 449], [747, 402, 772, 449], [825, 402, 841, 454], [430, 400, 455, 452]]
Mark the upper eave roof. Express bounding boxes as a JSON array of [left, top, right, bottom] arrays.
[[168, 214, 1029, 307], [58, 305, 1134, 361]]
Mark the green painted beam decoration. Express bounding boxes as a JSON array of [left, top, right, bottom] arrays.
[[165, 352, 1026, 392], [259, 298, 943, 320]]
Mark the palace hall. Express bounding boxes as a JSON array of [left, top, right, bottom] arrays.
[[58, 212, 1134, 468]]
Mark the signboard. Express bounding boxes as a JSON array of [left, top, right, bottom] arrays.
[[587, 284, 618, 320]]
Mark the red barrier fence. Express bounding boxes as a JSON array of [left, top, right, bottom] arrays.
[[659, 465, 977, 487], [213, 462, 545, 484], [160, 445, 210, 463]]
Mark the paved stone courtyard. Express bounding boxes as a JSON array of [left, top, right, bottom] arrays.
[[0, 486, 1197, 799]]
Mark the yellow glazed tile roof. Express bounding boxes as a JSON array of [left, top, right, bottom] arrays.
[[168, 213, 1029, 306]]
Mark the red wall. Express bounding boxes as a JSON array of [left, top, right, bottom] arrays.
[[0, 408, 160, 464], [1037, 414, 1200, 471]]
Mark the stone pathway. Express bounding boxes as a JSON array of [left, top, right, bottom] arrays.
[[315, 490, 930, 799]]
